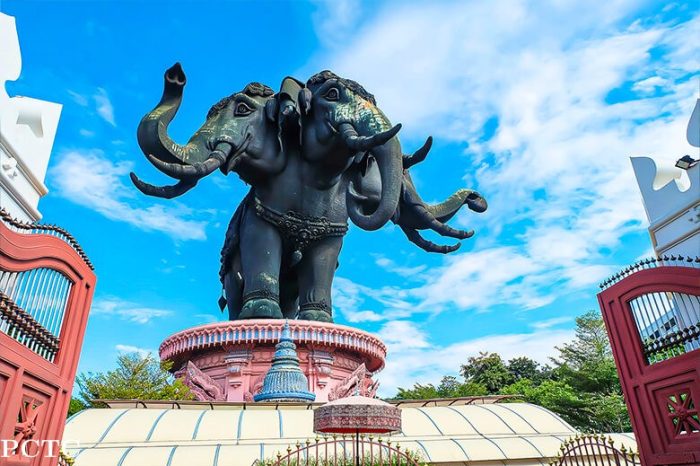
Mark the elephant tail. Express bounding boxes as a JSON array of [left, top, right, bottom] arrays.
[[427, 189, 487, 222]]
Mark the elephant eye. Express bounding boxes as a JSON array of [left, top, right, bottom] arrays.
[[323, 87, 340, 101], [234, 102, 254, 116]]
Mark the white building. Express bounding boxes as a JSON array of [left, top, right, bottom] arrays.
[[0, 13, 62, 222], [629, 99, 700, 355], [630, 99, 700, 259], [63, 399, 637, 466]]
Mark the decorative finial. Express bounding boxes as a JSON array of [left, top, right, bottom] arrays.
[[281, 319, 291, 341], [253, 320, 315, 403]]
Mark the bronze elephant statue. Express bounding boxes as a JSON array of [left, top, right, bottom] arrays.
[[131, 64, 486, 322]]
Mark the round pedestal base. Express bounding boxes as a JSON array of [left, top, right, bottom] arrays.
[[159, 320, 387, 402]]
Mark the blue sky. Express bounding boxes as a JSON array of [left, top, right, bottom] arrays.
[[3, 0, 698, 395]]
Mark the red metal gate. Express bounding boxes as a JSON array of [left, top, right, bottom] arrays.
[[549, 434, 641, 466], [0, 210, 96, 466], [269, 436, 421, 466], [598, 256, 700, 466]]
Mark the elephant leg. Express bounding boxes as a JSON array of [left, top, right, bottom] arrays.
[[279, 270, 299, 319], [296, 236, 343, 323], [401, 225, 461, 254], [223, 269, 243, 320], [238, 209, 283, 319]]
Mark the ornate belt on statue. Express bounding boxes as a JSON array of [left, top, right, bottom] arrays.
[[253, 197, 348, 252]]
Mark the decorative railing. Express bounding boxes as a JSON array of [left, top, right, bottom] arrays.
[[599, 255, 699, 290], [0, 210, 92, 362], [598, 256, 700, 365], [0, 208, 94, 270], [0, 209, 95, 466], [597, 256, 699, 465], [0, 290, 60, 360], [257, 436, 421, 466], [549, 434, 640, 466], [160, 320, 387, 370], [628, 289, 699, 364]]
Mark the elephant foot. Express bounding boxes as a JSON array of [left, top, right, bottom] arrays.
[[298, 308, 333, 323], [239, 298, 283, 319]]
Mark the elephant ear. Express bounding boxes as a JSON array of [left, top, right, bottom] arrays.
[[265, 98, 278, 122]]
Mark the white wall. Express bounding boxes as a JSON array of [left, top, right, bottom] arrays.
[[0, 13, 62, 222], [630, 100, 700, 259]]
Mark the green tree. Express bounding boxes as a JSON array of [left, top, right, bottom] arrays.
[[76, 352, 194, 406], [583, 392, 631, 433], [394, 377, 488, 400], [67, 397, 87, 418], [437, 376, 488, 397], [460, 352, 513, 393], [393, 310, 632, 433], [552, 311, 620, 394], [507, 356, 543, 382], [394, 383, 440, 400], [545, 310, 631, 431], [437, 376, 461, 397], [455, 381, 488, 397], [499, 379, 586, 427]]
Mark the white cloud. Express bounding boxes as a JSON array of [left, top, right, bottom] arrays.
[[94, 87, 116, 126], [375, 321, 575, 397], [333, 277, 390, 322], [311, 0, 363, 48], [160, 259, 187, 274], [92, 297, 173, 324], [115, 344, 155, 356], [311, 3, 699, 321], [67, 88, 117, 126], [530, 316, 573, 330], [373, 255, 427, 278], [67, 90, 89, 107], [345, 310, 384, 323], [194, 313, 220, 324], [632, 76, 669, 94], [51, 149, 208, 241], [378, 321, 430, 350]]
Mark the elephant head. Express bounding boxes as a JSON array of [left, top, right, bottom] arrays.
[[131, 63, 283, 197], [397, 138, 488, 253], [299, 71, 403, 231]]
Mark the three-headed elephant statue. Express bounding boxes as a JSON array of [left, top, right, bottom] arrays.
[[131, 65, 486, 323]]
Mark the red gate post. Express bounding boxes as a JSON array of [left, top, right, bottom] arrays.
[[598, 258, 700, 466], [0, 212, 96, 466]]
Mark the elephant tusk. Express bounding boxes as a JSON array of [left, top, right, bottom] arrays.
[[339, 122, 402, 152], [129, 172, 198, 199], [146, 142, 233, 179], [403, 136, 433, 169]]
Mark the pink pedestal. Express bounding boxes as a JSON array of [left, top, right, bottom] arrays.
[[159, 320, 387, 402]]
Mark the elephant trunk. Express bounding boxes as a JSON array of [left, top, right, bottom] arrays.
[[136, 63, 212, 166], [344, 123, 403, 231]]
